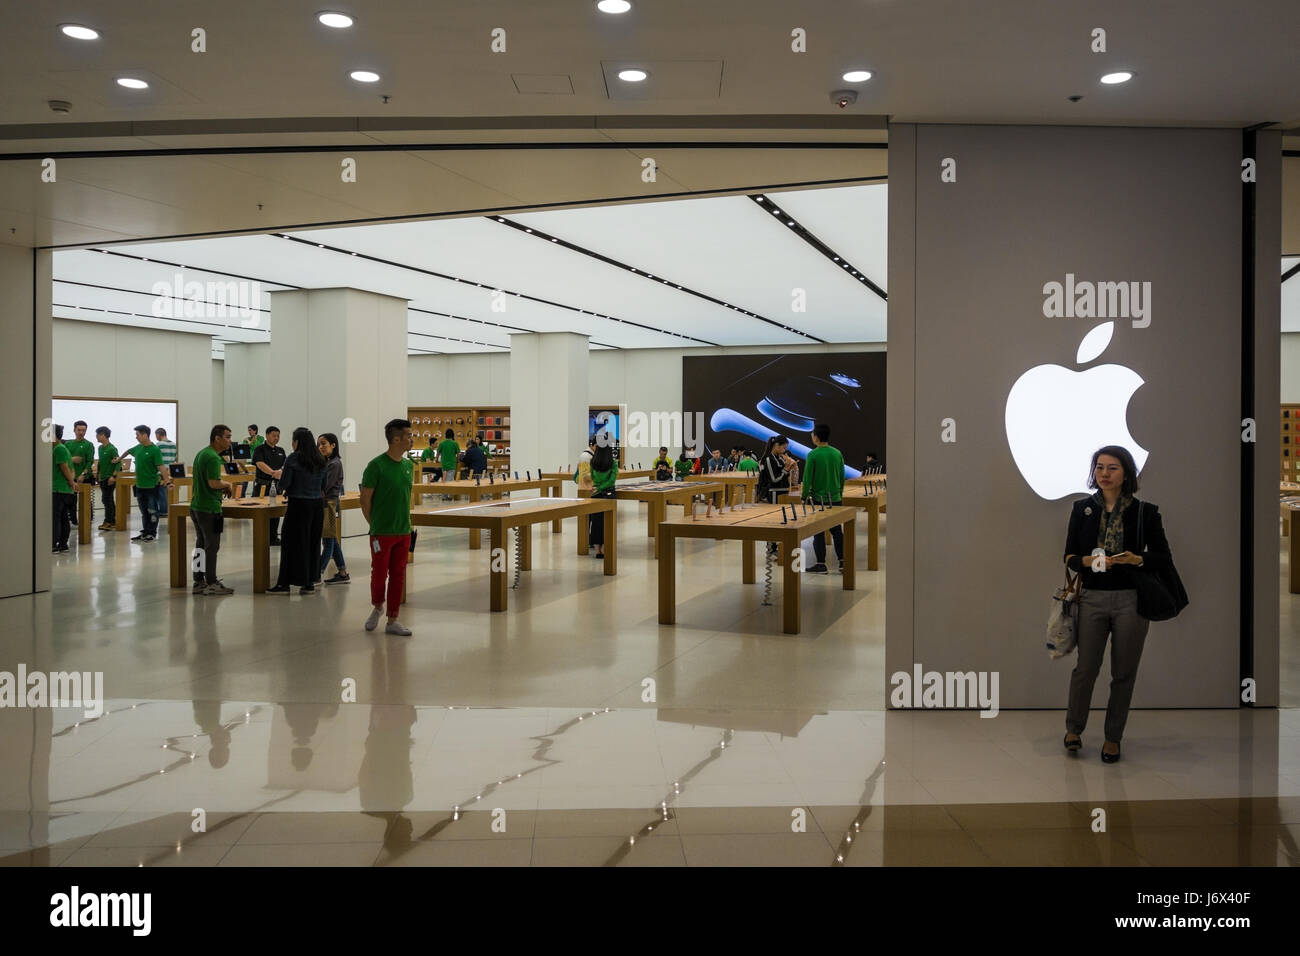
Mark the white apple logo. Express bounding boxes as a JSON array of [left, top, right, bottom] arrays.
[[1005, 321, 1149, 500]]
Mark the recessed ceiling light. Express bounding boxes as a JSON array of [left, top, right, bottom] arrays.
[[318, 12, 354, 28], [116, 77, 149, 90], [842, 70, 872, 83], [618, 69, 648, 82], [350, 70, 380, 83], [60, 24, 99, 40], [1100, 71, 1133, 85], [596, 0, 632, 12]]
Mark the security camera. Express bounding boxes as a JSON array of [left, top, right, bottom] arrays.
[[831, 89, 857, 109]]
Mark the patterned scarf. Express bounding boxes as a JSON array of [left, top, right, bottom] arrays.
[[1095, 491, 1133, 554]]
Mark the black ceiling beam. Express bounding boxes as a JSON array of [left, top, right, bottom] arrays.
[[747, 194, 887, 302], [492, 216, 824, 344]]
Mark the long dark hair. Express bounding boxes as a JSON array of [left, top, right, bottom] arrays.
[[591, 443, 615, 472], [292, 427, 325, 471], [1086, 445, 1141, 496], [762, 435, 788, 460], [318, 432, 340, 460]]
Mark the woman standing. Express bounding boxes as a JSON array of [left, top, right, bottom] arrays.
[[317, 432, 350, 585], [758, 435, 799, 556], [587, 441, 618, 559], [268, 427, 326, 596], [1062, 445, 1172, 764]]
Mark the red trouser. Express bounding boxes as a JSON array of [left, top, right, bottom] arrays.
[[369, 534, 409, 617]]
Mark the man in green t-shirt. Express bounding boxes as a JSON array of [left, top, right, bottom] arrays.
[[191, 424, 236, 596], [801, 423, 847, 574], [64, 420, 96, 527], [417, 436, 441, 496], [115, 424, 174, 541], [51, 424, 75, 553], [737, 451, 759, 473], [437, 428, 460, 477], [247, 425, 264, 455], [361, 418, 415, 635], [93, 426, 119, 530]]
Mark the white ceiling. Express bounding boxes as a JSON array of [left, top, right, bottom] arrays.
[[52, 182, 890, 356]]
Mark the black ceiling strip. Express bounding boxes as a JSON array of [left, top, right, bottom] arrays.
[[491, 216, 823, 343], [407, 330, 506, 350], [37, 174, 888, 250], [1, 141, 888, 162], [748, 194, 886, 302], [69, 248, 302, 289], [407, 306, 617, 350], [54, 278, 273, 316], [55, 303, 265, 337], [277, 234, 710, 347], [1282, 260, 1300, 284]]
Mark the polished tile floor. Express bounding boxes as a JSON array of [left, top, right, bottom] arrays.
[[1, 496, 1296, 866]]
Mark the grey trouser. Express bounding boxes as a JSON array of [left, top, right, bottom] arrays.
[[1066, 588, 1150, 742], [191, 510, 222, 585]]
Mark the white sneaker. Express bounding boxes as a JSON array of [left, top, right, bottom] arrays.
[[364, 607, 382, 632], [385, 620, 412, 636]]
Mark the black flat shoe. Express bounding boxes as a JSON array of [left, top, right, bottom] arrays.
[[1064, 734, 1082, 753], [1100, 742, 1121, 764]]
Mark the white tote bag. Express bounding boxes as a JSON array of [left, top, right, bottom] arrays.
[[1046, 570, 1081, 659]]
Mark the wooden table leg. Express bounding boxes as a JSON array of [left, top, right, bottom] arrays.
[[647, 498, 659, 538], [603, 501, 617, 576], [742, 537, 756, 584], [78, 486, 91, 544], [657, 526, 676, 624], [843, 516, 857, 590], [169, 506, 187, 588], [782, 534, 801, 635], [252, 514, 270, 593], [519, 523, 532, 571], [550, 483, 562, 533], [489, 525, 507, 611], [867, 497, 879, 571], [468, 489, 482, 550], [577, 504, 589, 555], [115, 482, 129, 530]]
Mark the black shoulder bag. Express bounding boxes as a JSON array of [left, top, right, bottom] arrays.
[[1134, 500, 1189, 622]]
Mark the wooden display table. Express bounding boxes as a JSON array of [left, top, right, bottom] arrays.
[[410, 497, 617, 611], [167, 493, 361, 593], [579, 480, 724, 557], [685, 471, 758, 506], [1284, 496, 1300, 537], [541, 469, 654, 482], [657, 503, 857, 635], [778, 489, 883, 571], [409, 475, 563, 547], [114, 470, 256, 530], [846, 473, 886, 488]]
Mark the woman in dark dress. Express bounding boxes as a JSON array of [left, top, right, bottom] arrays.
[[268, 427, 326, 596]]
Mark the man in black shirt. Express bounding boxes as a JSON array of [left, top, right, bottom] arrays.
[[463, 437, 487, 477], [252, 425, 287, 544]]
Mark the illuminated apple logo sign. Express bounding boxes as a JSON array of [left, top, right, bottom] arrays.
[[1005, 321, 1148, 500]]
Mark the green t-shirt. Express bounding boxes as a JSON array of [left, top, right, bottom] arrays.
[[97, 442, 119, 480], [248, 435, 264, 453], [125, 443, 165, 489], [801, 444, 845, 503], [65, 438, 95, 478], [737, 457, 759, 472], [437, 439, 460, 471], [591, 461, 619, 493], [157, 441, 178, 466], [361, 453, 413, 536], [52, 444, 72, 493], [191, 446, 225, 514], [420, 447, 437, 462], [674, 458, 692, 479]]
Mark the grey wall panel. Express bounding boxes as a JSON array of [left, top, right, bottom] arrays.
[[891, 124, 1263, 708]]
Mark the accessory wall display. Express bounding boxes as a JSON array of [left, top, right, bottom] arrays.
[[1282, 405, 1300, 482], [407, 405, 512, 469]]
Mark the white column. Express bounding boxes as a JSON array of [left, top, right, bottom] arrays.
[[269, 288, 409, 533], [509, 332, 589, 479]]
